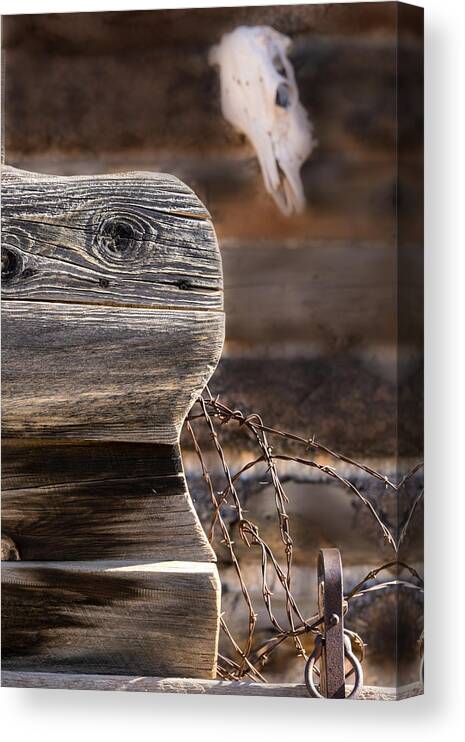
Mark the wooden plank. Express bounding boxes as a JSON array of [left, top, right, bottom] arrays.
[[1, 561, 221, 679], [2, 438, 182, 487], [2, 20, 409, 160], [1, 300, 224, 442], [196, 353, 421, 462], [1, 165, 225, 442], [1, 439, 215, 562], [200, 356, 398, 460], [2, 18, 422, 243], [1, 7, 400, 53], [1, 166, 224, 681], [1, 166, 223, 310], [0, 671, 423, 700], [5, 153, 405, 243], [221, 241, 397, 347]]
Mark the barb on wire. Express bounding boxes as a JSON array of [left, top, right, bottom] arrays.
[[185, 390, 423, 682]]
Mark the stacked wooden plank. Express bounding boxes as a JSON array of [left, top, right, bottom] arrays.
[[1, 166, 225, 681]]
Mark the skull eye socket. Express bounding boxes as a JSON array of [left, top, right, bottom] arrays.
[[276, 82, 291, 109]]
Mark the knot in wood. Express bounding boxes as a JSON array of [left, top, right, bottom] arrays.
[[94, 213, 155, 266], [1, 247, 23, 283]]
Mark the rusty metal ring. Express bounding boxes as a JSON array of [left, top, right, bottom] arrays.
[[343, 632, 363, 699], [304, 635, 325, 698], [304, 632, 363, 699], [343, 629, 365, 679]]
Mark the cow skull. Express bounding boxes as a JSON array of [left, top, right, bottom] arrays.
[[210, 26, 315, 216]]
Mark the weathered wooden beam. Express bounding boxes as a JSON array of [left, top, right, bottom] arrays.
[[0, 671, 423, 700], [1, 166, 223, 310], [1, 7, 401, 54], [2, 300, 223, 442], [1, 166, 224, 444], [1, 165, 225, 680], [2, 13, 419, 162], [2, 439, 215, 562], [201, 354, 423, 461], [2, 561, 221, 678]]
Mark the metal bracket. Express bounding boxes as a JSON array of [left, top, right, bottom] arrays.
[[304, 548, 345, 698], [317, 548, 345, 698], [305, 547, 363, 699]]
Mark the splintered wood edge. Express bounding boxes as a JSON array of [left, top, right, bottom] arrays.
[[0, 672, 423, 700]]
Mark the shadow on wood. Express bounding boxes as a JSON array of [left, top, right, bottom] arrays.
[[1, 165, 225, 680]]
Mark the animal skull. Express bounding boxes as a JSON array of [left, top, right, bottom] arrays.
[[210, 26, 315, 216]]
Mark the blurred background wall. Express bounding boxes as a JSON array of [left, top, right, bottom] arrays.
[[2, 3, 423, 687]]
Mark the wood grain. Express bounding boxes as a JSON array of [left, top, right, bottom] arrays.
[[1, 300, 224, 442], [1, 165, 225, 443], [1, 166, 225, 679], [1, 439, 215, 561], [1, 166, 223, 310], [2, 560, 221, 678], [0, 671, 423, 700]]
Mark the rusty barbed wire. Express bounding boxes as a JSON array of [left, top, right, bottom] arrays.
[[185, 388, 424, 682]]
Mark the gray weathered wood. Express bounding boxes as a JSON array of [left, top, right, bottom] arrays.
[[1, 165, 224, 444], [2, 561, 221, 678], [1, 165, 225, 681], [2, 300, 224, 442], [2, 439, 215, 561], [1, 166, 223, 310], [0, 671, 423, 700]]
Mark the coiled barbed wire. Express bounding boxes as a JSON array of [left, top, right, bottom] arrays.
[[186, 389, 424, 682]]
